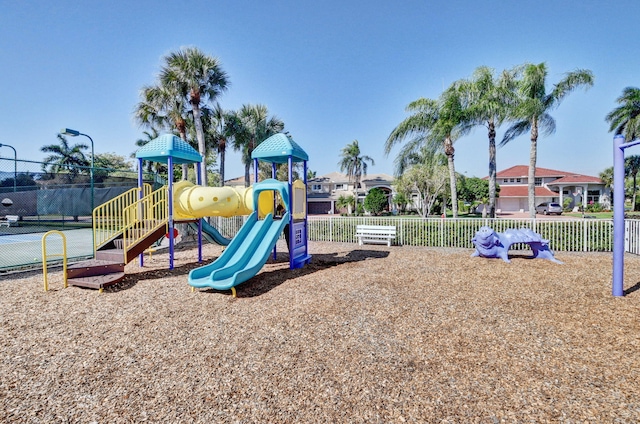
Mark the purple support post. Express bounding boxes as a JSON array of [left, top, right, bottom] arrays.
[[168, 156, 174, 270], [196, 162, 202, 263], [613, 135, 625, 296], [138, 158, 145, 267], [254, 159, 259, 184], [288, 156, 294, 270], [303, 160, 309, 261], [272, 158, 278, 261], [612, 134, 640, 295]]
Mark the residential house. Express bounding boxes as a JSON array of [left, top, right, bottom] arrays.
[[307, 172, 395, 214], [492, 165, 610, 213]]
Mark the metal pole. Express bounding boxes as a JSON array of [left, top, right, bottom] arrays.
[[613, 134, 626, 296], [80, 133, 95, 214], [196, 162, 202, 263], [138, 158, 144, 267], [0, 144, 17, 192], [168, 156, 174, 270]]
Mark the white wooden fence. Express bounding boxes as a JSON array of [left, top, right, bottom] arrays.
[[209, 215, 626, 252]]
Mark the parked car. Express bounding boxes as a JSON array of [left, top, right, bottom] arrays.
[[535, 202, 562, 215]]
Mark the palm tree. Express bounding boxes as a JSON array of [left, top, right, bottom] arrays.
[[40, 134, 89, 180], [208, 103, 234, 185], [501, 63, 594, 219], [459, 66, 518, 218], [132, 128, 163, 174], [161, 47, 229, 186], [626, 155, 640, 210], [385, 84, 468, 217], [336, 194, 355, 215], [338, 140, 374, 214], [134, 83, 190, 179], [606, 87, 640, 141], [599, 166, 613, 191], [230, 104, 285, 187]]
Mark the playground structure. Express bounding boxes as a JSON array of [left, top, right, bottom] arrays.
[[188, 133, 312, 295], [471, 226, 562, 264], [56, 133, 310, 293]]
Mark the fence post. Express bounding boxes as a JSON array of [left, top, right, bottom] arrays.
[[329, 216, 333, 242]]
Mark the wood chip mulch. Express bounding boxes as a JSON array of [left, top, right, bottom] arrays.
[[1, 241, 639, 423]]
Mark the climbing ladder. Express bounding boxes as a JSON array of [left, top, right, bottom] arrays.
[[66, 185, 168, 291]]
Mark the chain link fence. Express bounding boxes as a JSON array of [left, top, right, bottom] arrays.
[[0, 157, 160, 271]]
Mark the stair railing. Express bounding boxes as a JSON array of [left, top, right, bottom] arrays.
[[121, 186, 168, 253], [93, 184, 152, 252]]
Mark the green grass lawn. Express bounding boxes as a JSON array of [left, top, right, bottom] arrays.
[[564, 212, 613, 219]]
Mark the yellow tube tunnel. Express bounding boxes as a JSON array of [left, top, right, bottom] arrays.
[[172, 181, 274, 220]]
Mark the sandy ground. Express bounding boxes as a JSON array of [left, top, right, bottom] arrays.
[[1, 240, 639, 423]]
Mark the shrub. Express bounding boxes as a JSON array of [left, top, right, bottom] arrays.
[[586, 202, 604, 213]]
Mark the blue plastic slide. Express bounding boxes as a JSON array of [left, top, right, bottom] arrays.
[[188, 211, 289, 291], [187, 219, 231, 246]]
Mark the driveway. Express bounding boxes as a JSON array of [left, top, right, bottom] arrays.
[[497, 211, 569, 219]]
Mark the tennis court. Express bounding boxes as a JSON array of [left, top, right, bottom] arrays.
[[0, 228, 94, 271]]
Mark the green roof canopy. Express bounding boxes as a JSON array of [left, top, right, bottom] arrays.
[[251, 133, 308, 163], [135, 134, 202, 164]]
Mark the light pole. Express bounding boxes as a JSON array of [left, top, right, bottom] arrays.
[[0, 143, 17, 192], [60, 128, 94, 213]]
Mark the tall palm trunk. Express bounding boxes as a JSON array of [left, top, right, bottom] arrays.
[[176, 120, 189, 181], [244, 138, 255, 187], [191, 99, 207, 186], [353, 175, 360, 215], [528, 119, 539, 219], [487, 119, 497, 218], [219, 139, 226, 186], [244, 163, 251, 187], [444, 136, 458, 218]]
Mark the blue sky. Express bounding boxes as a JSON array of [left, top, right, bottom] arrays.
[[0, 0, 637, 181]]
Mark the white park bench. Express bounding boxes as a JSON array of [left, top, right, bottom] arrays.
[[355, 225, 396, 246], [0, 215, 19, 227]]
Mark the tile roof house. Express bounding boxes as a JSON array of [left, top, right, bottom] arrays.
[[491, 165, 609, 213]]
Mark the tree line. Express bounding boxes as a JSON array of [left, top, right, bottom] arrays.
[[342, 64, 639, 218], [29, 51, 640, 215]]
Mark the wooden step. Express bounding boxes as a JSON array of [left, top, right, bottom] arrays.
[[67, 272, 126, 291], [67, 259, 124, 279]]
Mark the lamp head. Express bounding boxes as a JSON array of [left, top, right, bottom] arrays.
[[61, 128, 80, 136]]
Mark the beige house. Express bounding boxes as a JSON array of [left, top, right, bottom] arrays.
[[492, 165, 610, 213], [307, 172, 394, 214]]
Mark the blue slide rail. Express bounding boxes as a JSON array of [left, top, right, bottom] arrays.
[[188, 211, 289, 292]]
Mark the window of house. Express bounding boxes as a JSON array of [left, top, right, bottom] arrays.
[[516, 178, 521, 183], [311, 184, 322, 191], [534, 178, 542, 186], [587, 190, 600, 204], [563, 190, 569, 195], [509, 178, 515, 183], [335, 183, 347, 190], [503, 179, 509, 183]]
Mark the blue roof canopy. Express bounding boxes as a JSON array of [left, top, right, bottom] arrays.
[[135, 134, 202, 164], [251, 133, 308, 163]]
